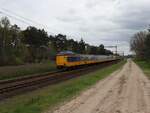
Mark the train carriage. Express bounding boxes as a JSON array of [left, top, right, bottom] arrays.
[[56, 51, 118, 69]]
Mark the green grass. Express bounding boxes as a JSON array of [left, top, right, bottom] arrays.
[[0, 61, 56, 81], [0, 61, 126, 113], [135, 60, 150, 78]]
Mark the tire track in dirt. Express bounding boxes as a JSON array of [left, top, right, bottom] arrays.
[[92, 64, 130, 113]]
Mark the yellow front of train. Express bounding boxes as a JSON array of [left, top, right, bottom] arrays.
[[56, 55, 67, 69], [56, 51, 78, 69]]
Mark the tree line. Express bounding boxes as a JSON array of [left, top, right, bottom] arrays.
[[130, 29, 150, 60], [0, 17, 113, 66]]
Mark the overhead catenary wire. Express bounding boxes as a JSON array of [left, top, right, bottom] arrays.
[[0, 8, 89, 41], [2, 8, 46, 27], [0, 8, 57, 35], [1, 8, 60, 34], [0, 10, 32, 26]]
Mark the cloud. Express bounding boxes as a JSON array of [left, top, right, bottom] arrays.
[[0, 0, 149, 55]]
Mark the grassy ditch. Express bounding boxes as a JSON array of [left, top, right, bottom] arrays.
[[0, 61, 56, 81], [135, 60, 150, 79], [0, 60, 126, 113]]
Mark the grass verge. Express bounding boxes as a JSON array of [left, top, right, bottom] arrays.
[[0, 60, 126, 113], [135, 60, 150, 79], [0, 61, 56, 81]]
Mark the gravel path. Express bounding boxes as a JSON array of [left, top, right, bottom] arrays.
[[50, 60, 150, 113]]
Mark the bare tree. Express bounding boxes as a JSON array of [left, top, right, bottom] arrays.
[[130, 31, 147, 58]]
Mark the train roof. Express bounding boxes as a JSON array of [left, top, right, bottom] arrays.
[[57, 51, 114, 57], [57, 51, 76, 56]]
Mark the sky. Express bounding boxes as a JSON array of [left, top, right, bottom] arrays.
[[0, 0, 150, 55]]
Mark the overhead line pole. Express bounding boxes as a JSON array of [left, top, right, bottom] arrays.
[[104, 45, 117, 55]]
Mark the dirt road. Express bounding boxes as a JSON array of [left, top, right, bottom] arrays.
[[51, 60, 150, 113]]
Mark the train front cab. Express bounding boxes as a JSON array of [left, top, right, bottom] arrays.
[[56, 54, 86, 69], [56, 55, 67, 69]]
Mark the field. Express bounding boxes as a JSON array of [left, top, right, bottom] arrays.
[[135, 60, 150, 79], [0, 61, 125, 113], [0, 61, 56, 80]]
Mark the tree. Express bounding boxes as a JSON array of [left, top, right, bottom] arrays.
[[68, 39, 80, 53], [143, 32, 150, 59], [10, 25, 23, 55], [78, 38, 86, 54], [0, 17, 11, 65], [50, 34, 67, 52], [66, 39, 75, 51], [89, 46, 98, 54], [22, 26, 49, 47], [22, 26, 49, 62], [105, 49, 113, 55], [130, 31, 147, 59], [98, 44, 105, 55], [47, 41, 56, 60]]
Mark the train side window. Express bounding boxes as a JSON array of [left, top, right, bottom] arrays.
[[67, 57, 74, 62], [67, 57, 81, 62], [76, 57, 80, 61], [67, 57, 72, 62]]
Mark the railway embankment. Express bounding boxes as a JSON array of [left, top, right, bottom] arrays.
[[0, 62, 56, 81], [0, 61, 125, 113]]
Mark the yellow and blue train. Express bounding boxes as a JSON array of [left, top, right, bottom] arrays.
[[56, 51, 119, 69]]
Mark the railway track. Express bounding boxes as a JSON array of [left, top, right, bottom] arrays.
[[0, 60, 119, 101]]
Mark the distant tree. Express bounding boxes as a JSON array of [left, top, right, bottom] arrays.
[[47, 41, 56, 60], [22, 26, 49, 47], [66, 39, 75, 51], [98, 44, 105, 55], [105, 49, 113, 55], [50, 34, 67, 52], [22, 26, 49, 62], [10, 25, 23, 54], [89, 46, 98, 54], [78, 38, 86, 54], [84, 44, 90, 54], [71, 40, 80, 53], [0, 17, 11, 65], [143, 31, 150, 59], [130, 31, 147, 59], [10, 25, 20, 48]]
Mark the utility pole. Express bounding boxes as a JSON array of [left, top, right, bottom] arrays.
[[104, 45, 117, 55]]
